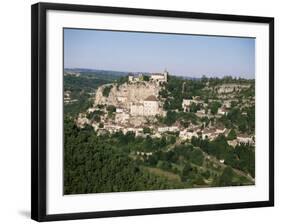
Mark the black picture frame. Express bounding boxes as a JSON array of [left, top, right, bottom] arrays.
[[31, 2, 274, 222]]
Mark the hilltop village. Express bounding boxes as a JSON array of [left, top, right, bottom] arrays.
[[63, 69, 255, 194], [74, 70, 255, 150]]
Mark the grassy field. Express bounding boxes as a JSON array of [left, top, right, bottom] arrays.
[[142, 166, 181, 182]]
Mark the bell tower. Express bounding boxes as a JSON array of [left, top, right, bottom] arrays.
[[163, 68, 168, 82]]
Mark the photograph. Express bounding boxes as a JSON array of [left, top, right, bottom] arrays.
[[63, 28, 256, 195]]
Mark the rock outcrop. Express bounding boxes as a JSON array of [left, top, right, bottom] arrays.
[[94, 82, 160, 109]]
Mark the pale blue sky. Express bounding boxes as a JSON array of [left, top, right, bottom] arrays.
[[64, 28, 255, 79]]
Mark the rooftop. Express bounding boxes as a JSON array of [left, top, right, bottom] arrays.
[[144, 95, 158, 101]]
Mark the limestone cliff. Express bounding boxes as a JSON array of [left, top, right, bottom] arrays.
[[94, 82, 160, 109]]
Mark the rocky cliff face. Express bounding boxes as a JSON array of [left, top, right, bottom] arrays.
[[95, 82, 160, 109]]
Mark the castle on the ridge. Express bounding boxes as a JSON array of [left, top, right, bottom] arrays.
[[128, 69, 168, 83], [150, 69, 168, 83]]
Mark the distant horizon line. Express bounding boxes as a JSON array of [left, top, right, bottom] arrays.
[[64, 67, 255, 80]]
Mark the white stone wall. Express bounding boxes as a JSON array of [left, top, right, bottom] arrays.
[[151, 74, 166, 82], [130, 103, 144, 116], [143, 101, 159, 116], [237, 136, 254, 145], [115, 113, 129, 124]]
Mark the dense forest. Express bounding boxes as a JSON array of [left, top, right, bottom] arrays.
[[64, 117, 185, 194]]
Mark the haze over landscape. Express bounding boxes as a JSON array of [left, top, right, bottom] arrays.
[[64, 28, 255, 79]]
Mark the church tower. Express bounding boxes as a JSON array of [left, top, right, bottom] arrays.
[[163, 69, 168, 82]]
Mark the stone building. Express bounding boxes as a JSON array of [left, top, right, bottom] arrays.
[[151, 70, 168, 83], [218, 107, 229, 115], [182, 98, 200, 112], [237, 134, 255, 145], [179, 130, 198, 140], [130, 95, 159, 117], [128, 74, 142, 83], [130, 102, 144, 116], [143, 95, 159, 116], [182, 99, 192, 112]]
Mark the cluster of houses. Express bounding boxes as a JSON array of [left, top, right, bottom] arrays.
[[179, 126, 254, 146], [77, 106, 255, 148], [179, 95, 255, 146], [182, 97, 232, 117]]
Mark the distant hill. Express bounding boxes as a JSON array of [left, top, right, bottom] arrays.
[[175, 75, 202, 81], [64, 68, 202, 80], [64, 68, 129, 77]]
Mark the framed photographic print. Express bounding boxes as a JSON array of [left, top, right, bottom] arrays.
[[31, 2, 274, 222]]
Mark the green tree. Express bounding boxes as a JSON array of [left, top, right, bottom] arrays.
[[181, 162, 193, 182], [157, 160, 171, 171], [189, 102, 199, 113], [164, 111, 177, 125], [107, 105, 116, 113], [210, 101, 221, 115], [143, 127, 152, 134], [190, 149, 204, 166], [238, 119, 247, 132], [218, 167, 234, 186], [93, 115, 101, 122], [143, 75, 150, 81], [227, 129, 237, 140], [102, 85, 113, 97]]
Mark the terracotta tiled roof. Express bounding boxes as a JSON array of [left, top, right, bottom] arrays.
[[237, 133, 251, 138], [144, 95, 158, 101], [203, 129, 216, 134]]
